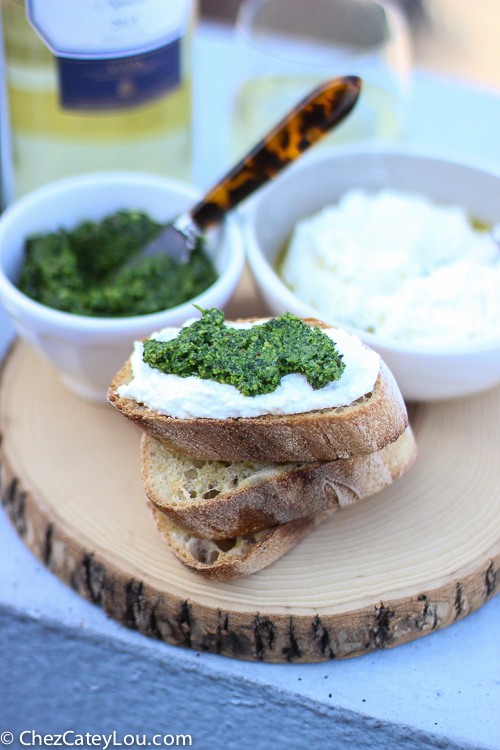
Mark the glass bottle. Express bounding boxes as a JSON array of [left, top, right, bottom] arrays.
[[1, 0, 196, 199]]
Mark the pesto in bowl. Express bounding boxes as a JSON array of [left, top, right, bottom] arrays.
[[17, 209, 217, 317], [0, 172, 244, 402]]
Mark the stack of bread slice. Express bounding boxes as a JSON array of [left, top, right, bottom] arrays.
[[108, 318, 416, 580]]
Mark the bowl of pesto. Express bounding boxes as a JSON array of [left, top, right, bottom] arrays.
[[0, 172, 244, 402]]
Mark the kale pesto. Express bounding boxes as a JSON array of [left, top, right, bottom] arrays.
[[142, 308, 345, 397], [17, 210, 217, 317]]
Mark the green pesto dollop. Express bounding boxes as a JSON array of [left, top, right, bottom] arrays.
[[143, 307, 346, 397], [17, 210, 217, 317]]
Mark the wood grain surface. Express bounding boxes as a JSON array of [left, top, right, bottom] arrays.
[[1, 341, 499, 662]]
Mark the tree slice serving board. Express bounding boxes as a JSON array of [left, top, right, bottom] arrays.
[[1, 341, 499, 663]]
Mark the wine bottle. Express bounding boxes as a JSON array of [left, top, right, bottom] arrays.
[[1, 0, 196, 199]]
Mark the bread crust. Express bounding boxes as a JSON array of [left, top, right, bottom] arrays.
[[143, 427, 416, 539], [108, 318, 408, 462], [149, 504, 335, 581]]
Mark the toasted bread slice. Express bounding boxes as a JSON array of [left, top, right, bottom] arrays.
[[142, 426, 416, 539], [149, 504, 335, 581], [108, 318, 408, 462]]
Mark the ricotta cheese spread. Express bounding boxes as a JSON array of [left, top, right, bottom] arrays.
[[117, 319, 380, 419], [280, 189, 500, 345]]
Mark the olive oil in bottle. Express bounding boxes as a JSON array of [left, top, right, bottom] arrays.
[[1, 0, 196, 198]]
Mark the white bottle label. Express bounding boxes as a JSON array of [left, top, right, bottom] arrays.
[[25, 0, 192, 111], [26, 0, 191, 59]]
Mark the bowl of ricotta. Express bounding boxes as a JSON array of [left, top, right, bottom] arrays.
[[0, 173, 245, 402], [244, 149, 500, 401]]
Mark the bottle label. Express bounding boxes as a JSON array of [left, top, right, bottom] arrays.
[[57, 40, 181, 110], [26, 0, 190, 59], [26, 0, 191, 110]]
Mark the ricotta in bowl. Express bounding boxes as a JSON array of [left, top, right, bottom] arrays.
[[117, 318, 380, 419], [280, 189, 500, 345]]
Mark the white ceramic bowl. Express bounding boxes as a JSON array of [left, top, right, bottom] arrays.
[[0, 173, 244, 402], [244, 149, 500, 401]]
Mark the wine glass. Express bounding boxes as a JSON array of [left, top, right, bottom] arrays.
[[230, 0, 411, 161]]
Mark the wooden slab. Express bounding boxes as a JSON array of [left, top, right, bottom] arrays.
[[1, 341, 499, 662]]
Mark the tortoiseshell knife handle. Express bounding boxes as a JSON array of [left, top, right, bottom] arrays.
[[191, 75, 361, 230]]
